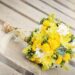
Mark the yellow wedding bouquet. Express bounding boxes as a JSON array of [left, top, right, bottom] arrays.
[[23, 14, 75, 70]]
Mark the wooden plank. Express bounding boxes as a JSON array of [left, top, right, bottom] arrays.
[[57, 65, 75, 75], [0, 4, 39, 31], [41, 0, 75, 19], [55, 0, 75, 11], [21, 0, 75, 29], [50, 0, 75, 11], [0, 32, 58, 75], [0, 0, 47, 23], [68, 0, 75, 4], [0, 3, 57, 75], [0, 61, 22, 75]]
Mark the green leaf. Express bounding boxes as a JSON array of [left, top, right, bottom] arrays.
[[26, 49, 35, 58], [41, 35, 48, 45], [27, 32, 34, 44], [66, 49, 72, 54], [69, 35, 75, 42]]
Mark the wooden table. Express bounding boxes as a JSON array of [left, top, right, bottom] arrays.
[[0, 0, 75, 75], [0, 61, 22, 75]]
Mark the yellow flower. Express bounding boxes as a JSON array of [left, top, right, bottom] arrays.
[[32, 33, 44, 51], [61, 35, 71, 44], [23, 14, 74, 70], [32, 39, 41, 51], [60, 33, 72, 49], [49, 50, 54, 56], [50, 23, 57, 30], [49, 32, 60, 40], [41, 55, 51, 64], [63, 53, 71, 62], [56, 55, 62, 64], [41, 25, 47, 30], [30, 57, 41, 64], [62, 43, 72, 49], [43, 20, 50, 27], [40, 55, 52, 70], [31, 36, 36, 42], [40, 26, 47, 34], [39, 31, 45, 38], [48, 32, 60, 50], [50, 40, 60, 50], [48, 14, 55, 22], [41, 43, 51, 53], [46, 23, 57, 35], [60, 33, 72, 48], [22, 45, 31, 54], [32, 44, 36, 51]]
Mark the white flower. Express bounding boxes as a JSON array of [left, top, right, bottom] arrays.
[[57, 23, 69, 36], [71, 39, 75, 45], [71, 39, 75, 52], [35, 48, 44, 58]]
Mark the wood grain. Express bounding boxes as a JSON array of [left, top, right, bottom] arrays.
[[55, 0, 75, 11], [0, 4, 39, 31], [41, 0, 75, 19], [0, 0, 75, 75], [22, 0, 75, 29], [0, 61, 22, 75]]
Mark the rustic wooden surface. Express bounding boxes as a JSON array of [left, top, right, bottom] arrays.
[[0, 61, 22, 75], [0, 0, 75, 75]]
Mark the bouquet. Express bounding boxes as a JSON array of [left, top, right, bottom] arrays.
[[3, 14, 75, 71]]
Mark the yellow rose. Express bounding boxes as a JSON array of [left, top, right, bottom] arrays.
[[43, 20, 50, 27], [32, 44, 36, 51], [48, 32, 60, 50], [41, 43, 51, 53], [40, 55, 52, 70], [60, 33, 72, 47], [32, 39, 41, 51], [62, 43, 72, 49], [56, 55, 62, 64], [63, 53, 71, 62]]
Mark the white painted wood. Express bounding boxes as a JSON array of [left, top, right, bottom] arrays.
[[0, 31, 58, 75], [57, 64, 75, 75], [68, 0, 75, 4], [0, 4, 39, 31], [42, 0, 75, 18], [0, 3, 58, 75], [0, 0, 75, 75], [0, 61, 22, 75], [1, 0, 75, 28], [0, 0, 47, 23], [57, 0, 75, 11], [22, 0, 75, 29]]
